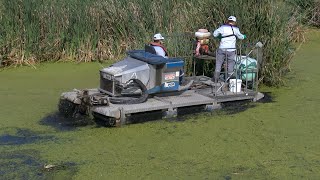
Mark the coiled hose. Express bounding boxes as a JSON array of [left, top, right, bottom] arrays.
[[109, 79, 148, 104]]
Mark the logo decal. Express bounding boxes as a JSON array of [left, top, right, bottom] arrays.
[[164, 73, 176, 80], [164, 82, 176, 88]]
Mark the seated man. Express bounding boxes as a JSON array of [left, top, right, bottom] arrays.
[[148, 33, 186, 84], [149, 33, 168, 58]]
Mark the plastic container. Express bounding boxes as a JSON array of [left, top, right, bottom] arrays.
[[235, 56, 257, 81], [229, 79, 242, 92], [197, 29, 208, 33], [195, 31, 211, 39]]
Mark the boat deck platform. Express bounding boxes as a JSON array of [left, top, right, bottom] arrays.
[[87, 76, 263, 123]]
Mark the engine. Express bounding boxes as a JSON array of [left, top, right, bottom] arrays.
[[99, 50, 185, 97]]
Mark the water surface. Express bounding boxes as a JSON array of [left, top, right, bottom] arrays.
[[0, 30, 320, 179]]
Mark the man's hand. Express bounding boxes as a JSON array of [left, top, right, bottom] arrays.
[[215, 34, 222, 40]]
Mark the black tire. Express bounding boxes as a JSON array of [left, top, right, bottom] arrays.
[[92, 112, 116, 127], [58, 99, 78, 118], [107, 118, 116, 127]]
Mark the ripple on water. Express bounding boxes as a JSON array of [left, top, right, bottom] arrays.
[[40, 112, 94, 131], [0, 128, 55, 146], [0, 150, 78, 179]]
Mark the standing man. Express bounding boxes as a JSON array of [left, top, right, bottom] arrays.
[[150, 33, 169, 58], [213, 16, 246, 82]]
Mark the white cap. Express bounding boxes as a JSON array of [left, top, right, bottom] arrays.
[[228, 16, 237, 22], [153, 33, 164, 40]]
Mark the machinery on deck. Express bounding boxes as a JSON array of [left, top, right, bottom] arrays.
[[59, 41, 264, 127]]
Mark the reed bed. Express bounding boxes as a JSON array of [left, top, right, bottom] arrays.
[[0, 0, 314, 85], [310, 2, 320, 27]]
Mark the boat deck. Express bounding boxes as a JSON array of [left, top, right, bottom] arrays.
[[90, 76, 262, 122]]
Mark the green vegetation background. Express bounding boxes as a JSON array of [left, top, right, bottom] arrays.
[[0, 0, 318, 85]]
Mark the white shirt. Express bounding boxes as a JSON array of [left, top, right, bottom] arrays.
[[213, 24, 245, 51], [153, 46, 168, 58]]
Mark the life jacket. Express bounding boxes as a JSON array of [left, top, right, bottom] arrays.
[[150, 42, 169, 56]]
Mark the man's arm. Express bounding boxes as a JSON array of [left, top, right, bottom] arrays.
[[213, 27, 222, 37], [234, 28, 246, 39]]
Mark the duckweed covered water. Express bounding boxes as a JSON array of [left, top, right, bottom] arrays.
[[0, 30, 320, 179]]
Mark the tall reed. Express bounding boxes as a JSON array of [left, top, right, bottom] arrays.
[[0, 0, 310, 85]]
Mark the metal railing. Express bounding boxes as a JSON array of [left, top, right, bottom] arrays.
[[149, 33, 263, 97], [213, 42, 263, 97]]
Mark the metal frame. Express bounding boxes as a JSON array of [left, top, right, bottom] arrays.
[[212, 45, 262, 98], [163, 32, 263, 99]]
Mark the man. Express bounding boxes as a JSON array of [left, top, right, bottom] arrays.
[[150, 33, 168, 58], [213, 16, 246, 82]]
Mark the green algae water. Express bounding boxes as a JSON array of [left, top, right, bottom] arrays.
[[1, 30, 320, 179]]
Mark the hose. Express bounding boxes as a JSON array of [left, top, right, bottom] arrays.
[[109, 79, 148, 104]]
